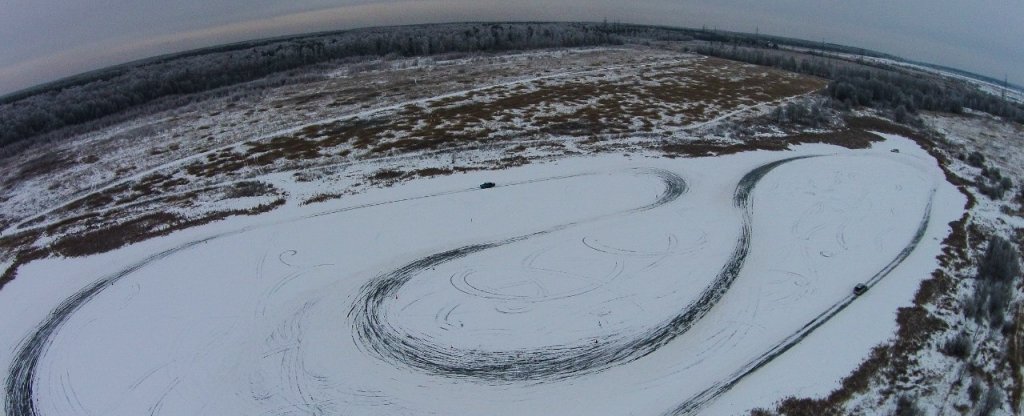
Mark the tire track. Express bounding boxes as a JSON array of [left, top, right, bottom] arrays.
[[348, 158, 808, 382], [9, 156, 906, 416], [667, 187, 936, 416], [3, 168, 674, 416]]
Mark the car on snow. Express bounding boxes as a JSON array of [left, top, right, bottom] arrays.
[[853, 283, 868, 296], [479, 182, 496, 189]]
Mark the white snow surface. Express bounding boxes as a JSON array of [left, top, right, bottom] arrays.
[[0, 136, 964, 415]]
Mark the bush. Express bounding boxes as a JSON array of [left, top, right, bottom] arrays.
[[968, 379, 983, 402], [967, 151, 986, 168], [975, 387, 1004, 416], [940, 331, 972, 358], [977, 182, 1006, 200], [966, 276, 1013, 326], [985, 281, 1012, 327], [979, 236, 1021, 283], [894, 395, 924, 416], [771, 100, 832, 127], [976, 166, 1015, 200], [223, 180, 275, 198], [964, 236, 1020, 327]]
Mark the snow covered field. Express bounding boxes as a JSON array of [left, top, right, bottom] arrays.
[[0, 136, 963, 415]]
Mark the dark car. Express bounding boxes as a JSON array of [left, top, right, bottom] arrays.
[[479, 182, 496, 189], [853, 283, 868, 296]]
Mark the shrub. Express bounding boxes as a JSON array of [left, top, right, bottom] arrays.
[[985, 280, 1011, 327], [940, 331, 972, 358], [975, 387, 1004, 416], [968, 379, 983, 402], [964, 236, 1020, 327], [981, 166, 1002, 181], [979, 236, 1021, 283], [977, 182, 1005, 199], [976, 166, 1014, 200], [967, 151, 986, 168], [894, 395, 924, 416], [771, 100, 832, 127], [966, 276, 1013, 326], [224, 181, 275, 198]]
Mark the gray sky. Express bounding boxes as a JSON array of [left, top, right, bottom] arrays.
[[1, 0, 1021, 95]]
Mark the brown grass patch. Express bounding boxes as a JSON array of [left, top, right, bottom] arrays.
[[302, 193, 345, 206], [51, 212, 182, 257], [369, 169, 406, 182], [662, 129, 880, 159], [51, 199, 285, 258], [0, 197, 287, 291], [222, 181, 277, 199], [0, 248, 48, 292], [413, 167, 455, 177], [10, 152, 72, 183], [0, 230, 40, 259], [786, 129, 882, 149], [158, 57, 826, 175]]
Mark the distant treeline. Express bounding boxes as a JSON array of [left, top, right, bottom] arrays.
[[2, 22, 1021, 151], [0, 22, 630, 149], [695, 45, 1024, 124]]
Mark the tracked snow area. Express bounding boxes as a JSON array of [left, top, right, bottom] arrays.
[[0, 136, 962, 415]]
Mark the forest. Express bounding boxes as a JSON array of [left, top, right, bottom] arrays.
[[1, 22, 1020, 153]]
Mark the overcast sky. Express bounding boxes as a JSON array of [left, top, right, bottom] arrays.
[[1, 0, 1021, 95]]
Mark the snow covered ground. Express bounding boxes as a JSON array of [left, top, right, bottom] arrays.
[[0, 136, 963, 415]]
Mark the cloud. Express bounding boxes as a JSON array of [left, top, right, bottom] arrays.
[[1, 0, 1022, 95]]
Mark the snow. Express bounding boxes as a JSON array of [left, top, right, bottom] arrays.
[[0, 136, 964, 415]]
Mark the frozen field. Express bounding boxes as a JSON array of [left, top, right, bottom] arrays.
[[0, 136, 963, 415]]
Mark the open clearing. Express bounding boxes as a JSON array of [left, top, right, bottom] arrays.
[[0, 135, 963, 415], [0, 48, 822, 244], [5, 40, 1020, 415]]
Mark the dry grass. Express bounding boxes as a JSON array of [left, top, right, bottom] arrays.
[[179, 57, 825, 176], [50, 198, 285, 258], [774, 307, 946, 415], [661, 129, 880, 159], [8, 152, 72, 184], [302, 192, 346, 206]]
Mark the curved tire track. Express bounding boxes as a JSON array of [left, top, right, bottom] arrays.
[[667, 189, 937, 415], [348, 158, 809, 382], [3, 168, 678, 416], [5, 156, 929, 416]]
